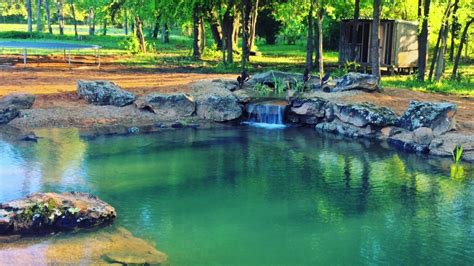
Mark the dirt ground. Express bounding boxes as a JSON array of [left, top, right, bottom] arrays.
[[1, 57, 473, 133]]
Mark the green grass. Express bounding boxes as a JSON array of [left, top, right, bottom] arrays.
[[0, 23, 472, 96]]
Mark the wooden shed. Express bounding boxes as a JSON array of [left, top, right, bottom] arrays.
[[339, 19, 419, 72]]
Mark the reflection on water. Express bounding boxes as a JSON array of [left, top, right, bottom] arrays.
[[0, 127, 473, 265]]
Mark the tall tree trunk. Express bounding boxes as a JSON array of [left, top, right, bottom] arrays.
[[306, 0, 315, 71], [124, 10, 128, 35], [232, 11, 240, 51], [57, 0, 64, 35], [350, 0, 361, 61], [208, 11, 222, 50], [192, 4, 202, 59], [152, 16, 159, 39], [135, 16, 146, 54], [249, 0, 259, 50], [371, 0, 381, 80], [89, 7, 95, 36], [435, 21, 450, 81], [102, 18, 107, 36], [200, 17, 206, 54], [429, 2, 453, 81], [37, 0, 43, 32], [69, 0, 78, 37], [417, 0, 430, 81], [452, 18, 474, 80], [449, 0, 459, 61], [45, 0, 52, 34], [222, 1, 235, 64], [241, 0, 252, 69], [316, 3, 324, 79], [161, 24, 169, 43], [27, 0, 33, 32]]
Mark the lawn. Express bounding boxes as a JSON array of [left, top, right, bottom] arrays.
[[0, 23, 472, 96]]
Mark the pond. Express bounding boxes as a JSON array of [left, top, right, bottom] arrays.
[[0, 127, 473, 265]]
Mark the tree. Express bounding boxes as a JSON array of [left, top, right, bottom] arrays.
[[27, 0, 33, 32], [57, 0, 65, 35], [429, 2, 453, 81], [452, 17, 473, 79], [248, 0, 259, 50], [370, 0, 381, 80], [449, 0, 460, 61], [45, 0, 52, 34], [315, 0, 325, 79], [241, 0, 253, 68], [417, 0, 430, 81], [305, 0, 315, 71], [88, 5, 95, 36], [36, 0, 43, 32], [221, 0, 236, 64], [350, 0, 361, 61], [135, 15, 146, 53], [69, 0, 78, 37], [192, 3, 202, 59]]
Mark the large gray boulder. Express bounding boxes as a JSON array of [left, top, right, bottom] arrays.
[[289, 97, 328, 124], [191, 80, 242, 122], [136, 93, 195, 118], [77, 80, 136, 107], [0, 106, 19, 124], [388, 127, 434, 154], [315, 120, 376, 138], [397, 101, 456, 135], [333, 103, 398, 128], [331, 72, 379, 93], [0, 93, 35, 109], [429, 133, 474, 161], [0, 192, 116, 235]]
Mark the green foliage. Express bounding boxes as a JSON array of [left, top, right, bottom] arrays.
[[271, 72, 286, 95], [254, 83, 273, 96], [291, 79, 306, 93], [452, 145, 463, 164], [120, 35, 142, 54]]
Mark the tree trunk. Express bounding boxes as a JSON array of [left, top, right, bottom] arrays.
[[222, 1, 235, 64], [102, 18, 107, 36], [27, 0, 33, 32], [200, 17, 206, 54], [135, 16, 146, 54], [208, 13, 222, 50], [452, 18, 474, 79], [124, 10, 128, 35], [241, 0, 252, 69], [249, 0, 259, 50], [192, 4, 202, 59], [89, 7, 95, 36], [232, 11, 240, 51], [57, 0, 64, 35], [370, 0, 381, 80], [45, 0, 52, 34], [350, 0, 360, 61], [316, 3, 324, 79], [36, 0, 43, 32], [306, 0, 315, 71], [449, 0, 459, 61], [161, 24, 169, 43], [435, 21, 450, 81], [152, 17, 159, 39], [429, 2, 453, 81], [69, 0, 78, 37], [417, 0, 430, 81]]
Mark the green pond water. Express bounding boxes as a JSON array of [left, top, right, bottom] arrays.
[[0, 127, 473, 265]]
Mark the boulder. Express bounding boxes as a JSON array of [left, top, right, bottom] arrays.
[[388, 131, 430, 153], [0, 94, 35, 109], [429, 133, 474, 162], [0, 106, 19, 125], [0, 192, 116, 235], [333, 103, 397, 128], [232, 89, 252, 103], [246, 71, 304, 87], [412, 127, 434, 146], [397, 101, 456, 135], [191, 80, 242, 122], [316, 120, 376, 138], [331, 72, 379, 93], [77, 80, 136, 107], [136, 93, 195, 118], [289, 97, 328, 124]]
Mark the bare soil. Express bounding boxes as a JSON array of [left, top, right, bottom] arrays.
[[1, 57, 473, 133]]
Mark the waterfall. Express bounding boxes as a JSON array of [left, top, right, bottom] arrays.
[[243, 102, 287, 129]]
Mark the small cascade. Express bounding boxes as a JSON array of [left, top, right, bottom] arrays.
[[243, 101, 287, 128]]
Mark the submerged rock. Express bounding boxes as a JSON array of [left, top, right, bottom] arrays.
[[0, 105, 19, 125], [0, 93, 35, 110], [136, 93, 195, 118], [0, 192, 116, 235], [331, 72, 379, 93], [191, 80, 242, 122], [397, 101, 457, 135], [77, 80, 136, 107], [0, 227, 167, 265]]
